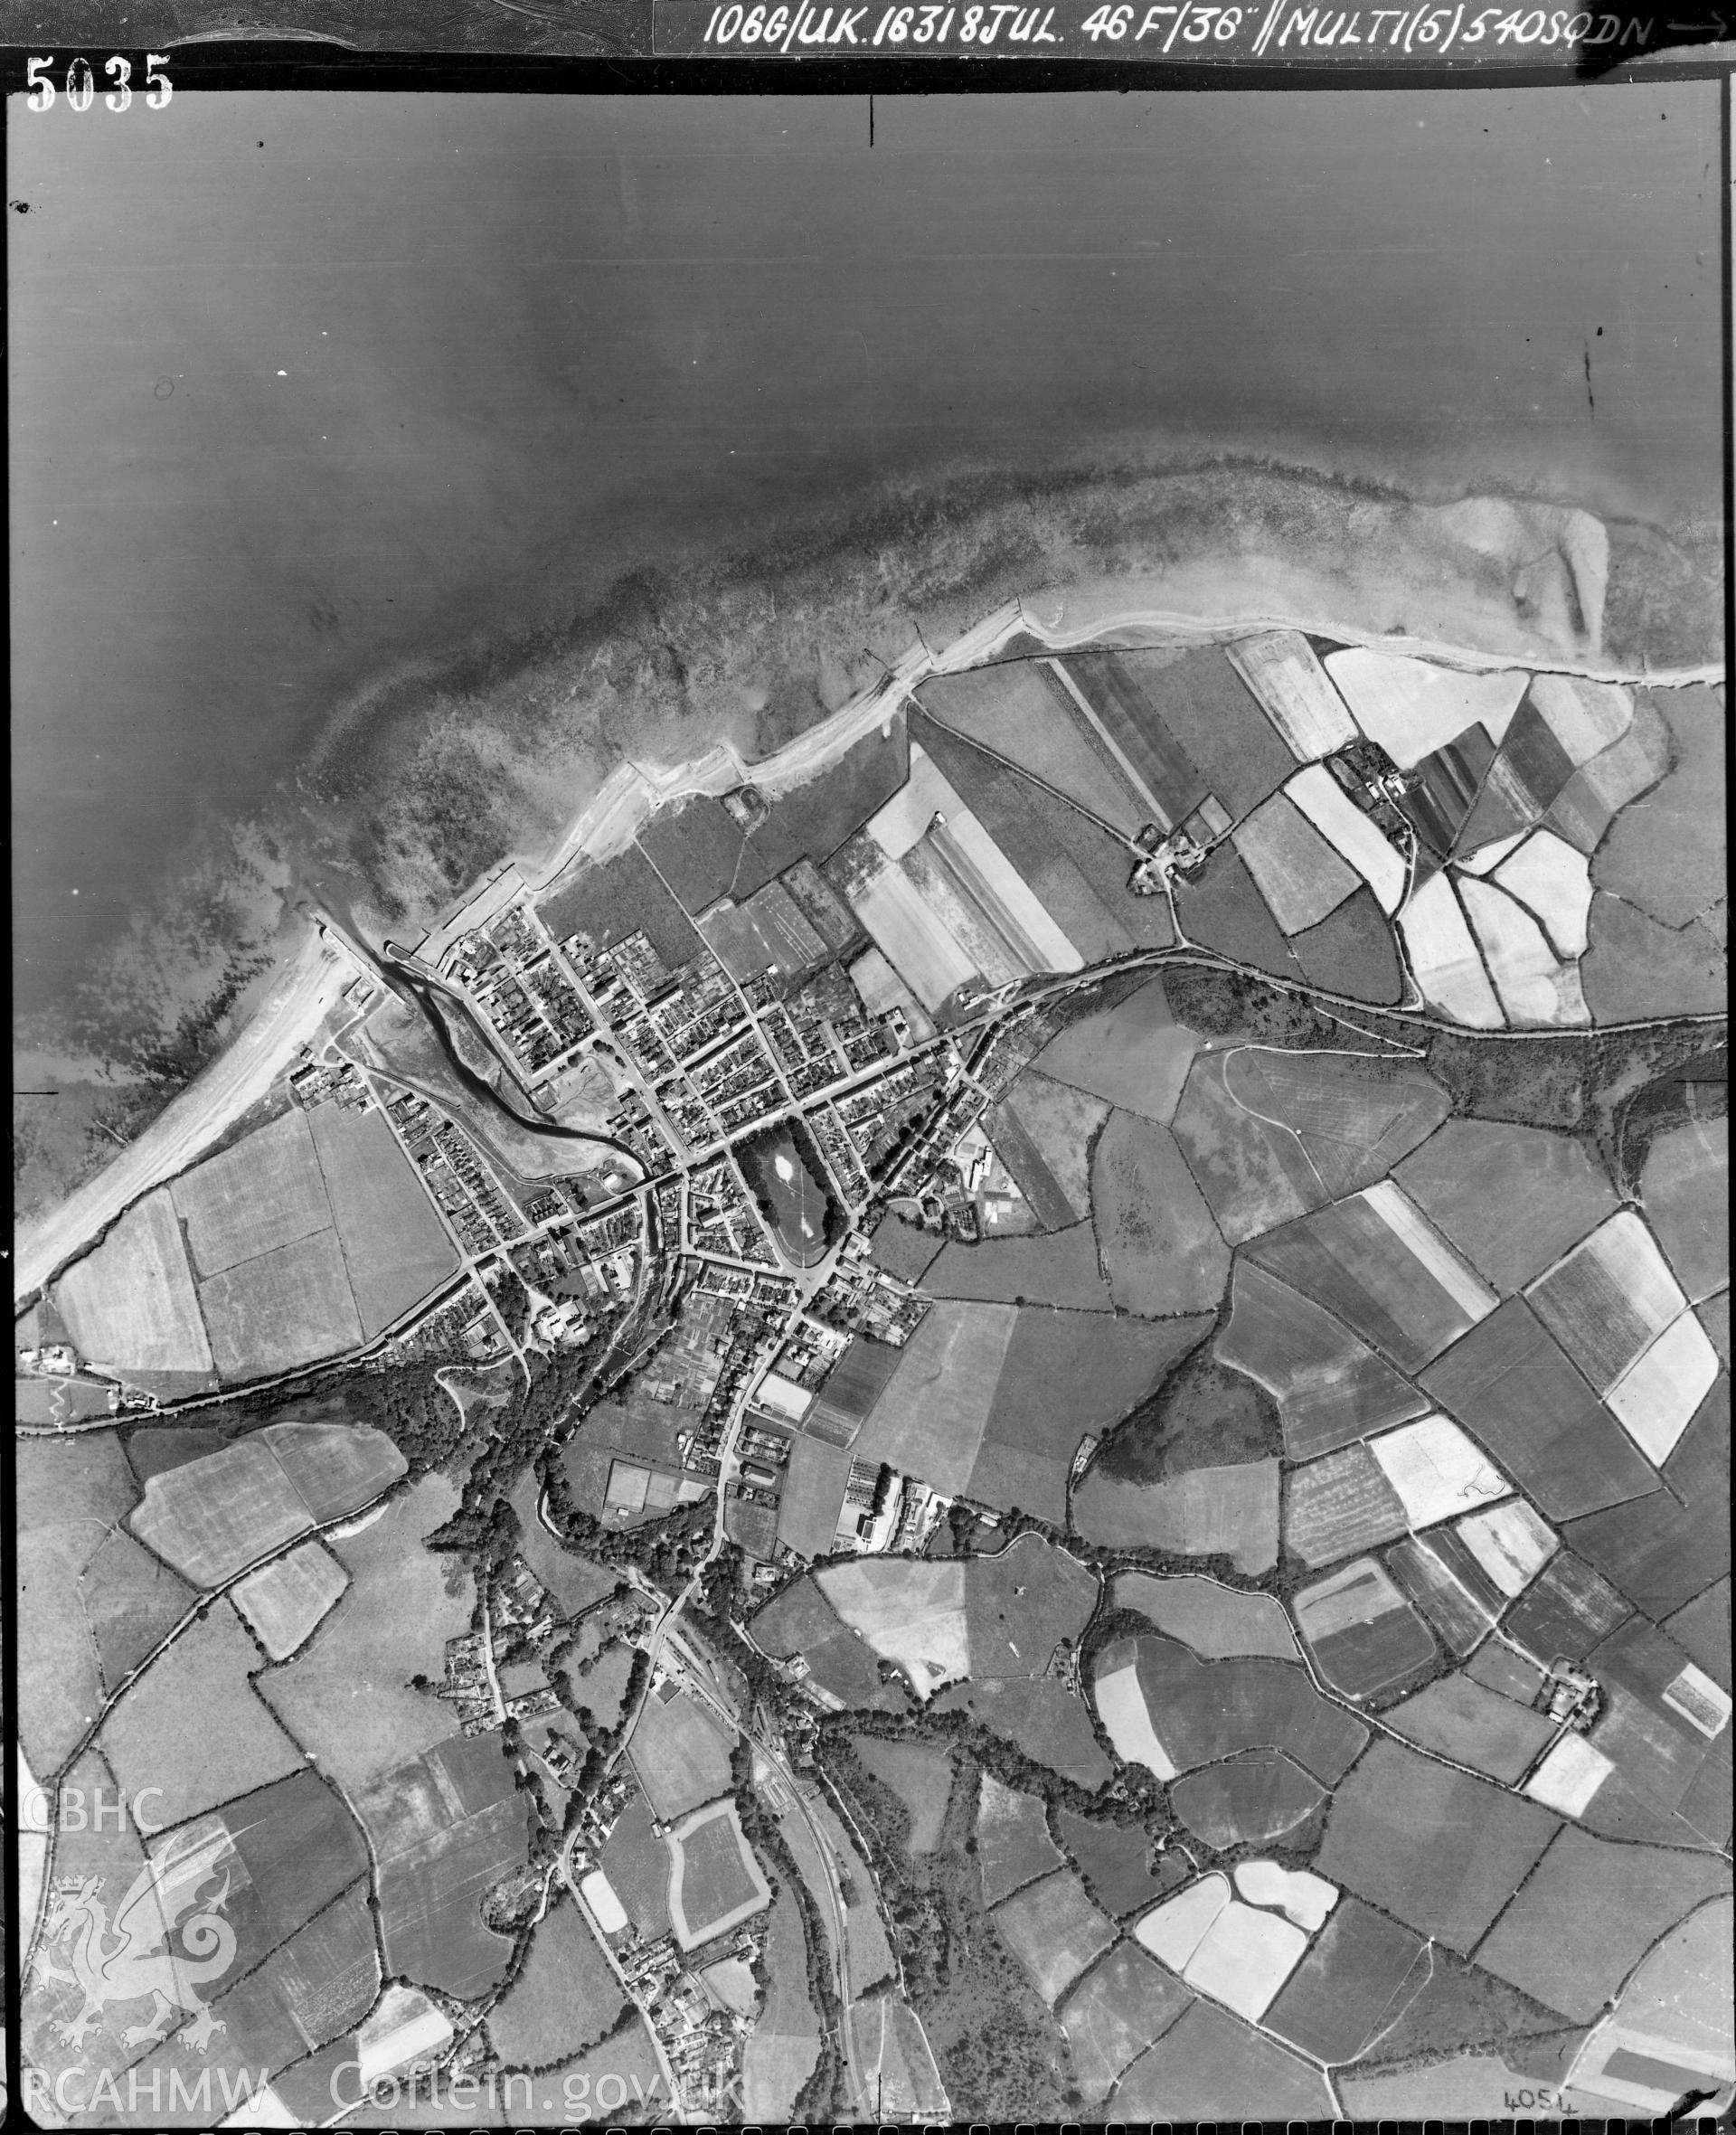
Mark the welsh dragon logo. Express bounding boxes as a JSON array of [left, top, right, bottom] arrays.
[[33, 1843, 240, 2054]]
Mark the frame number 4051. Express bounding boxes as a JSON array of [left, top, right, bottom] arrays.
[[26, 55, 172, 110]]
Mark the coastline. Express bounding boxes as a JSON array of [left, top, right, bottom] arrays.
[[13, 924, 359, 1305], [15, 514, 1723, 1313]]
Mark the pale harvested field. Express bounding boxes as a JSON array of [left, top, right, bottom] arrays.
[[170, 1108, 334, 1278], [101, 1606, 304, 1827], [256, 1475, 474, 1789], [200, 1227, 365, 1382], [851, 861, 977, 1011], [231, 1541, 351, 1660], [819, 1558, 967, 1697], [55, 1188, 213, 1375]]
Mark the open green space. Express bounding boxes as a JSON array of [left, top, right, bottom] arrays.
[[1060, 1941, 1193, 2103], [627, 1686, 734, 1821], [488, 1897, 626, 2070], [17, 1431, 141, 1770], [1316, 1738, 1560, 1954], [990, 1868, 1116, 2006], [257, 1473, 474, 1790]]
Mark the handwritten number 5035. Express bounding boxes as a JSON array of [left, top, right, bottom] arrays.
[[26, 56, 173, 109]]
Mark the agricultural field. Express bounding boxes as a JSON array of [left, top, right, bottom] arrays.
[[357, 1731, 532, 2000], [53, 1189, 215, 1380], [599, 1790, 674, 1941], [937, 1674, 1113, 1788], [1248, 1182, 1498, 1375], [990, 1867, 1117, 2005], [146, 1766, 372, 1981], [306, 1099, 461, 1335], [1394, 1117, 1619, 1292], [1283, 1445, 1410, 1565], [840, 1293, 1208, 1523], [849, 1299, 1016, 1492], [487, 1898, 625, 2068], [1642, 1115, 1728, 1303], [170, 1107, 335, 1274], [80, 1529, 197, 1702], [925, 1220, 1110, 1310], [1093, 1634, 1368, 1787], [1029, 975, 1202, 1125], [920, 660, 1147, 834], [978, 1306, 1210, 1523], [1383, 1671, 1555, 1782], [1091, 1110, 1230, 1317], [16, 1430, 145, 1770], [99, 1605, 305, 1827], [1169, 1751, 1327, 1850], [1111, 1997, 1334, 2120], [1263, 1894, 1429, 2063], [1291, 1555, 1439, 1700], [910, 710, 1170, 960], [744, 1885, 821, 2121], [992, 1069, 1111, 1221], [976, 1771, 1062, 1904], [1170, 1054, 1324, 1245], [129, 1436, 317, 1584], [256, 1474, 476, 1790], [199, 1225, 365, 1382], [627, 1685, 735, 1820], [77, 1088, 463, 1387], [1111, 1571, 1297, 1659], [1216, 1260, 1429, 1460], [1072, 1457, 1280, 1573], [1421, 1296, 1664, 1518], [846, 1994, 949, 2119], [231, 1541, 350, 1659], [1316, 1738, 1561, 1952], [1474, 1828, 1732, 2022], [1059, 1941, 1194, 2102], [816, 1535, 1095, 1701], [750, 1574, 902, 1711]]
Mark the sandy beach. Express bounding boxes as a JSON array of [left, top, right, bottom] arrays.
[[14, 925, 355, 1305], [19, 497, 1720, 1314]]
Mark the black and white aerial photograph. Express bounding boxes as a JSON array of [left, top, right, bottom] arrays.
[[11, 50, 1731, 2131]]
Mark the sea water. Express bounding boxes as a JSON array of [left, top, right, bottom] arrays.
[[10, 84, 1719, 1057]]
